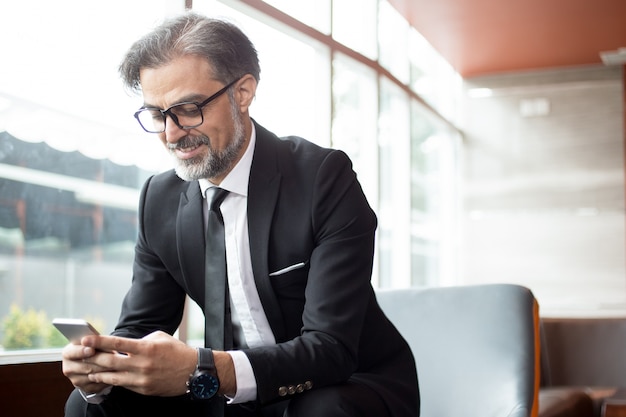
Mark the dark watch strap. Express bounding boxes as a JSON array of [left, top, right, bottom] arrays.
[[198, 347, 216, 372]]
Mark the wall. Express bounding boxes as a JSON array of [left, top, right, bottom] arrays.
[[460, 65, 625, 317]]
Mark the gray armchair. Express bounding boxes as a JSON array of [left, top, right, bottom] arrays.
[[376, 284, 540, 417]]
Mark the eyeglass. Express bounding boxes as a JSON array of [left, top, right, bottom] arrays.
[[134, 78, 240, 133]]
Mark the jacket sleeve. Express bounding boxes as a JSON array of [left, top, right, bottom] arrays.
[[112, 174, 187, 339]]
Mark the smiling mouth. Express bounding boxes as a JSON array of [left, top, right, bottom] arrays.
[[177, 143, 202, 153], [168, 135, 211, 155]]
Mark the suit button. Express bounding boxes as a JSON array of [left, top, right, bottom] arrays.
[[278, 386, 288, 397], [304, 381, 313, 390], [296, 384, 305, 393], [288, 385, 297, 395]]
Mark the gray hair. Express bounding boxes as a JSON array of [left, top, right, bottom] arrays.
[[119, 12, 260, 93]]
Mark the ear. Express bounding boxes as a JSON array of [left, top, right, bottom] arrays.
[[234, 74, 257, 112]]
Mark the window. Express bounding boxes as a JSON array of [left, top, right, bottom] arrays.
[[378, 0, 410, 84], [195, 0, 332, 145], [331, 53, 379, 212], [332, 0, 378, 60], [331, 53, 380, 283], [408, 28, 461, 123], [0, 0, 180, 353], [261, 0, 331, 34], [410, 103, 460, 287], [0, 0, 461, 356], [378, 77, 411, 288]]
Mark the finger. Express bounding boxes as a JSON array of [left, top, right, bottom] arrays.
[[63, 357, 112, 391], [80, 349, 130, 374], [82, 335, 138, 355], [65, 352, 111, 375], [88, 370, 160, 397], [68, 368, 111, 394], [88, 370, 133, 389], [62, 343, 96, 361], [81, 382, 111, 395]]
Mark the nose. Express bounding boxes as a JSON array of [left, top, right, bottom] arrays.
[[162, 114, 188, 144]]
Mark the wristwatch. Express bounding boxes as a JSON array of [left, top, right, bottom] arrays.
[[187, 348, 220, 400]]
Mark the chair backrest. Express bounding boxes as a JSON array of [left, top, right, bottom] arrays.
[[376, 284, 540, 417]]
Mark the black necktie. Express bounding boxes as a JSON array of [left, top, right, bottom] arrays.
[[204, 187, 232, 351]]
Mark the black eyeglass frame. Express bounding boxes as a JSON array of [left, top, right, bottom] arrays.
[[134, 77, 240, 133]]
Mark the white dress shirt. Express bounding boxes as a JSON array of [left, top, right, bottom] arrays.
[[199, 123, 276, 403]]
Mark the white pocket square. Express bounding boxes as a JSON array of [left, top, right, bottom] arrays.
[[269, 262, 307, 276]]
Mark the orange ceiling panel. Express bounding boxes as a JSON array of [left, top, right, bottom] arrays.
[[388, 0, 626, 77]]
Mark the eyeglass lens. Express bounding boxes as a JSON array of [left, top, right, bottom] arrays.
[[136, 103, 203, 133], [134, 77, 239, 133]]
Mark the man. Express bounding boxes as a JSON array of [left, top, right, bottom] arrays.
[[62, 12, 419, 417]]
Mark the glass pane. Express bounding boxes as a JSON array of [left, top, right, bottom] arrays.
[[409, 28, 461, 123], [378, 0, 410, 84], [261, 0, 331, 34], [332, 0, 378, 60], [332, 54, 379, 212], [0, 0, 179, 353], [378, 77, 411, 288], [331, 53, 379, 284], [410, 102, 460, 287], [195, 0, 332, 146]]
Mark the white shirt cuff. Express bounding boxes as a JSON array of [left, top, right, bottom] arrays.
[[78, 385, 112, 404], [226, 350, 257, 403]]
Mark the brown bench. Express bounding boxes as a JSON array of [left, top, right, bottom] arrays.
[[0, 360, 73, 417]]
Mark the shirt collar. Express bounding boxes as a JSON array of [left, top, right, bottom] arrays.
[[199, 122, 256, 199]]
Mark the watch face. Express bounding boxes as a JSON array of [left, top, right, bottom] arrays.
[[190, 373, 220, 400]]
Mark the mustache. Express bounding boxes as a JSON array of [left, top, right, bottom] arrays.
[[167, 135, 210, 151]]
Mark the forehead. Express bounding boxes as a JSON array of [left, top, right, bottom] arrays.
[[139, 55, 217, 106]]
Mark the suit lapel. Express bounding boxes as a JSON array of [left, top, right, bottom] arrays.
[[177, 180, 206, 301], [248, 122, 286, 341]]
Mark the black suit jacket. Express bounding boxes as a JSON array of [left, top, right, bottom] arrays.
[[114, 121, 419, 416]]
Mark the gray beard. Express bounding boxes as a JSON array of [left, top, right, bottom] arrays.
[[171, 110, 246, 182]]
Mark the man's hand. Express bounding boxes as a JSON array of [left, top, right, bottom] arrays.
[[61, 342, 113, 395], [80, 331, 197, 397]]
